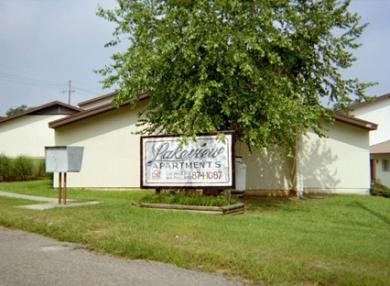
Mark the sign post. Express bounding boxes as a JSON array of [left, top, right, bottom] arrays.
[[140, 133, 234, 190], [45, 146, 84, 204]]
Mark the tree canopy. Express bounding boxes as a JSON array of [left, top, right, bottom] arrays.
[[98, 0, 371, 152], [6, 105, 29, 117]]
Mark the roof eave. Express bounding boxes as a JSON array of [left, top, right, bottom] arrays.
[[334, 113, 377, 131], [77, 91, 119, 108], [50, 94, 150, 129], [0, 101, 82, 125], [349, 92, 390, 110]]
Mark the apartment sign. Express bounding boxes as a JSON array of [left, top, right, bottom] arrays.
[[141, 133, 234, 188]]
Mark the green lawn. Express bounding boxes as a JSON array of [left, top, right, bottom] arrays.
[[0, 180, 389, 285]]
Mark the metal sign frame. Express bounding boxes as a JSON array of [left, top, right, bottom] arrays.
[[140, 132, 235, 189], [45, 146, 84, 205]]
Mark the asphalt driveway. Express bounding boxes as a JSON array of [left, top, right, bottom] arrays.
[[0, 227, 241, 286]]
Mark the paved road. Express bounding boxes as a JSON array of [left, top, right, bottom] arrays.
[[0, 227, 242, 286]]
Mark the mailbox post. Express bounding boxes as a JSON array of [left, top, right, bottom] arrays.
[[45, 146, 84, 205]]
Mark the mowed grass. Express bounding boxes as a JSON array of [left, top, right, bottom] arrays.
[[0, 180, 389, 285]]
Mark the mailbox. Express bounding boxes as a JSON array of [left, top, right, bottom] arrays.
[[45, 146, 84, 173]]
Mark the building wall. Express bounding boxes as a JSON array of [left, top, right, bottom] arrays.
[[236, 121, 371, 195], [299, 121, 371, 195], [373, 157, 390, 187], [54, 107, 371, 194], [352, 100, 390, 145], [54, 104, 145, 188], [0, 115, 64, 157], [55, 109, 293, 190], [235, 142, 292, 191]]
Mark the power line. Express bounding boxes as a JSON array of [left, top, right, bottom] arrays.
[[0, 71, 101, 97], [0, 71, 65, 88]]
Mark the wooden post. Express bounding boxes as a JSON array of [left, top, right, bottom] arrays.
[[58, 172, 62, 204], [63, 172, 67, 205], [370, 159, 376, 184], [155, 188, 161, 195], [224, 189, 231, 204]]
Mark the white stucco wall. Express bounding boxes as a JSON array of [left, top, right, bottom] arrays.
[[54, 105, 292, 190], [352, 100, 390, 145], [299, 122, 371, 195], [53, 105, 371, 194], [54, 104, 145, 188], [373, 157, 390, 187], [0, 115, 64, 158], [235, 121, 371, 194], [235, 142, 292, 191]]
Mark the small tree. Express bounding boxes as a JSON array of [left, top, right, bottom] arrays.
[[98, 0, 372, 153], [6, 105, 29, 117]]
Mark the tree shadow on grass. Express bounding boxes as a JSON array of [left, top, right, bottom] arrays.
[[242, 196, 301, 213], [351, 201, 390, 226]]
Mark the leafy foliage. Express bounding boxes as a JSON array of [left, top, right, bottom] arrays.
[[140, 191, 237, 206], [0, 154, 47, 182], [98, 0, 372, 151], [371, 183, 390, 198], [6, 105, 29, 117], [0, 154, 12, 181], [12, 156, 34, 181]]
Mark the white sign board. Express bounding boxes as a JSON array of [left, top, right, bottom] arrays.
[[45, 146, 84, 173], [141, 133, 234, 188]]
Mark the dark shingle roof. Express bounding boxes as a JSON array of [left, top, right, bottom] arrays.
[[371, 140, 390, 155], [0, 101, 82, 125], [50, 94, 377, 131]]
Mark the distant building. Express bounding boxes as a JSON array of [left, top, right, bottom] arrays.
[[370, 140, 390, 187], [0, 101, 81, 157], [351, 93, 390, 187]]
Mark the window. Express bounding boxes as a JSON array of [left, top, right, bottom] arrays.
[[382, 159, 389, 172]]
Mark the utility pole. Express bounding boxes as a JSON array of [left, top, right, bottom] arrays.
[[63, 80, 76, 105]]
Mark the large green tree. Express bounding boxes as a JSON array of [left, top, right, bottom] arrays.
[[98, 0, 371, 152]]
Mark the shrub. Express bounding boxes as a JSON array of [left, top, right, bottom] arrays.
[[140, 191, 237, 206], [0, 155, 50, 182], [32, 158, 49, 178], [0, 154, 12, 181], [12, 156, 34, 181], [371, 183, 390, 198]]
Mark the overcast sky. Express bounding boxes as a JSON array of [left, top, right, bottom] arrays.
[[0, 0, 389, 116]]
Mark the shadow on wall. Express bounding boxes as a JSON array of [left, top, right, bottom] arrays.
[[300, 136, 340, 190], [236, 142, 292, 190]]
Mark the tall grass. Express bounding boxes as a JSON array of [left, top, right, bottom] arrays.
[[0, 154, 49, 182], [0, 154, 12, 181]]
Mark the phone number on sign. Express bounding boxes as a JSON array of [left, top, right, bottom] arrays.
[[191, 171, 223, 180]]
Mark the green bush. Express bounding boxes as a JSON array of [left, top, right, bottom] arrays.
[[140, 191, 237, 206], [12, 156, 34, 181], [32, 158, 49, 178], [371, 183, 390, 198], [0, 155, 48, 182], [0, 154, 12, 181]]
